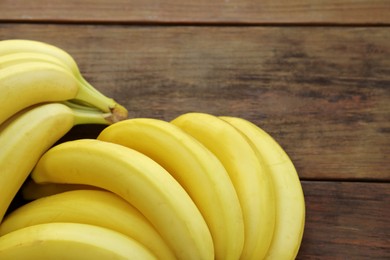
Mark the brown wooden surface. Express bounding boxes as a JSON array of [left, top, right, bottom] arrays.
[[1, 1, 389, 258], [299, 181, 390, 259], [0, 0, 390, 25], [1, 24, 388, 181]]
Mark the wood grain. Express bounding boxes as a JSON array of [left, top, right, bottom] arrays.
[[1, 23, 388, 181], [297, 181, 390, 259], [0, 0, 389, 25]]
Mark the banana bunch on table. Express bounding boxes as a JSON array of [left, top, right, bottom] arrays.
[[0, 39, 305, 259]]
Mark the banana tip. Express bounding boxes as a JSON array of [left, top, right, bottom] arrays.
[[108, 103, 128, 123]]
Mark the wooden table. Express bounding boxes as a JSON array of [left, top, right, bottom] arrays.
[[1, 1, 389, 258]]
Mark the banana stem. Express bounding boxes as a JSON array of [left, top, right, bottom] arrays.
[[62, 100, 101, 112], [74, 81, 115, 113], [73, 78, 128, 122], [71, 107, 114, 125]]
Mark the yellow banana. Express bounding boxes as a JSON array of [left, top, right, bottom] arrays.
[[0, 39, 79, 70], [0, 103, 111, 223], [221, 116, 306, 260], [0, 52, 97, 111], [0, 61, 78, 125], [98, 118, 244, 260], [171, 112, 276, 260], [0, 189, 176, 260], [31, 139, 214, 260], [0, 222, 157, 259], [0, 59, 127, 125], [0, 39, 128, 118]]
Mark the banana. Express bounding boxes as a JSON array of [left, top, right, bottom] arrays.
[[0, 189, 176, 260], [0, 103, 111, 223], [0, 39, 79, 70], [0, 222, 157, 259], [0, 39, 128, 117], [0, 60, 126, 125], [0, 61, 79, 125], [98, 118, 244, 260], [0, 52, 101, 112], [21, 178, 100, 200], [31, 139, 214, 260], [171, 112, 276, 260], [220, 116, 306, 260]]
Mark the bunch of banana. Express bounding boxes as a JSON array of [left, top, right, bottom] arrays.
[[0, 39, 129, 222], [0, 39, 128, 125], [0, 113, 305, 259], [171, 113, 306, 259], [0, 39, 305, 259]]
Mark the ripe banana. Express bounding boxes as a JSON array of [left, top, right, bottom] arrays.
[[0, 189, 176, 260], [97, 118, 245, 260], [31, 139, 214, 260], [0, 222, 157, 259], [171, 112, 276, 260], [0, 103, 111, 223], [220, 116, 306, 260], [0, 61, 79, 125], [0, 39, 80, 71], [0, 39, 127, 116]]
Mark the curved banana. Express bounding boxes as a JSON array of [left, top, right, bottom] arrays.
[[0, 39, 80, 71], [31, 139, 214, 260], [171, 112, 276, 260], [0, 39, 128, 117], [0, 222, 157, 259], [0, 189, 176, 260], [0, 103, 111, 223], [98, 118, 244, 260], [0, 61, 79, 125], [221, 116, 306, 260], [0, 52, 101, 112], [21, 178, 100, 200], [0, 56, 127, 124]]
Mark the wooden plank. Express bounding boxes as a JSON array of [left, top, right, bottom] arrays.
[[0, 24, 389, 181], [297, 181, 390, 259], [0, 0, 389, 25]]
